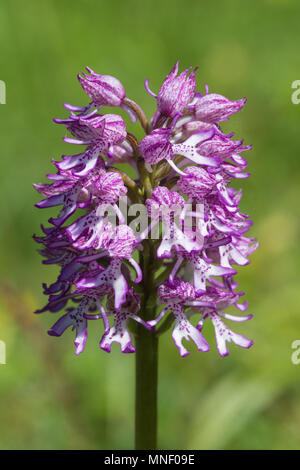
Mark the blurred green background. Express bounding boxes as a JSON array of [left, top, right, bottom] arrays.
[[0, 0, 300, 450]]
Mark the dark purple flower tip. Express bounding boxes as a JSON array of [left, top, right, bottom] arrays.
[[47, 329, 61, 337], [100, 343, 111, 353], [123, 344, 136, 354]]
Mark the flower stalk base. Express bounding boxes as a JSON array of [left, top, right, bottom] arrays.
[[135, 322, 158, 450]]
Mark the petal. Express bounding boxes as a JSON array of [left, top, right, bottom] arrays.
[[220, 312, 253, 322], [100, 312, 135, 353], [231, 331, 253, 349], [147, 307, 169, 328], [113, 273, 128, 310], [74, 318, 88, 355], [209, 311, 253, 356]]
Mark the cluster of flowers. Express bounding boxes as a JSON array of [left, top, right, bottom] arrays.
[[34, 62, 258, 357]]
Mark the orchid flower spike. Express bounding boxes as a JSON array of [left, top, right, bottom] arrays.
[[34, 61, 257, 358]]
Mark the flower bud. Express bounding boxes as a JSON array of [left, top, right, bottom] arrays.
[[78, 66, 126, 107]]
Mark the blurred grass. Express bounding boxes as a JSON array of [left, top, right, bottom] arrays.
[[0, 0, 300, 449]]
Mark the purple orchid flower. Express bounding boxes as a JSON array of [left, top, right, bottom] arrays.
[[191, 91, 247, 123], [100, 289, 151, 353]]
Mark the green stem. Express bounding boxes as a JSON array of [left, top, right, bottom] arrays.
[[135, 319, 158, 450], [135, 235, 158, 450]]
